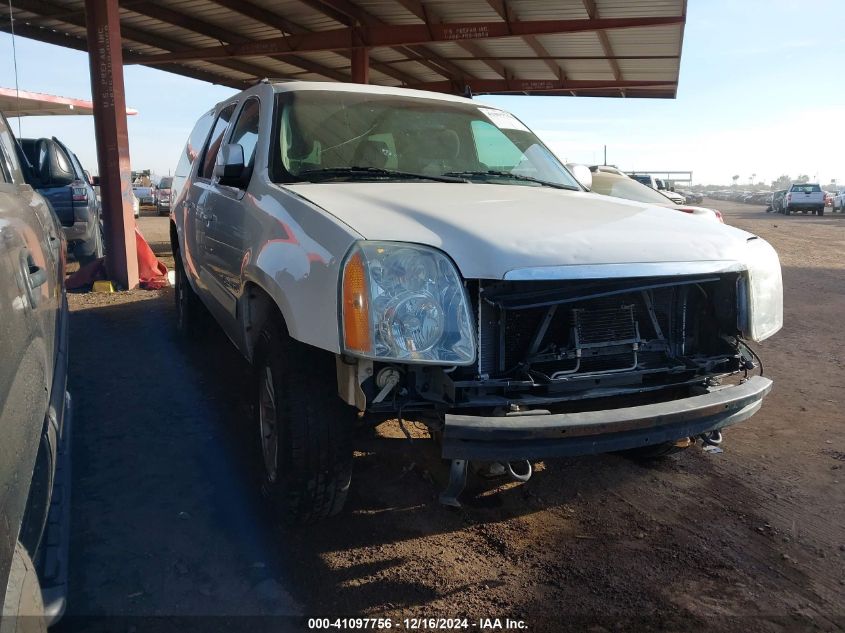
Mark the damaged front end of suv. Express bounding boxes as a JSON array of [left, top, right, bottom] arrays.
[[175, 82, 784, 518], [337, 238, 782, 505]]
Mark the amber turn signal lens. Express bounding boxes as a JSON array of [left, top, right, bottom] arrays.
[[342, 251, 371, 353]]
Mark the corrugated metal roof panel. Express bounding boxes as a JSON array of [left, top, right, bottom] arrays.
[[533, 33, 606, 56], [607, 24, 682, 56], [481, 38, 540, 57], [389, 61, 449, 83], [507, 0, 590, 21], [250, 0, 345, 30], [423, 1, 505, 22], [355, 0, 426, 24], [564, 58, 618, 78], [596, 0, 683, 18], [616, 58, 680, 74], [450, 60, 505, 81], [504, 60, 562, 80], [7, 0, 684, 97]]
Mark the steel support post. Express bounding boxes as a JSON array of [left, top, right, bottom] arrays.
[[85, 0, 139, 289], [351, 46, 369, 84]]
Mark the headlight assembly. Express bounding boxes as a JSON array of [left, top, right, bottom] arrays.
[[741, 237, 783, 342], [341, 241, 476, 364]]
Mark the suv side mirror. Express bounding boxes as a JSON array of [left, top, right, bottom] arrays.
[[566, 164, 592, 190], [215, 144, 245, 185]]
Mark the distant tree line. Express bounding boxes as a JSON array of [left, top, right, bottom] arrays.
[[692, 174, 829, 192]]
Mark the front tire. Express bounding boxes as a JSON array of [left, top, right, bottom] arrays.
[[254, 322, 355, 524]]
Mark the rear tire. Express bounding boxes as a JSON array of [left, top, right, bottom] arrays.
[[1, 541, 47, 633], [253, 321, 355, 524], [174, 254, 206, 337], [818, 207, 824, 216], [75, 221, 104, 265]]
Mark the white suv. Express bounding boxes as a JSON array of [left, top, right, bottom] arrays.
[[171, 81, 783, 521]]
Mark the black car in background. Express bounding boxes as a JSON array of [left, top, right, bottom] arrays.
[[19, 136, 103, 263], [1, 112, 71, 629]]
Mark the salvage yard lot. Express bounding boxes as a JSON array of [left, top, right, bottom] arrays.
[[59, 201, 844, 632]]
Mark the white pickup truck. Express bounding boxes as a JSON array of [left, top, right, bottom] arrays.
[[784, 183, 825, 215], [626, 173, 686, 204]]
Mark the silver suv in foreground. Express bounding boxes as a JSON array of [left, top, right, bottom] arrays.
[[171, 81, 782, 522]]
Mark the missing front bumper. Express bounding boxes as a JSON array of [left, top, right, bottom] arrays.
[[442, 375, 773, 461]]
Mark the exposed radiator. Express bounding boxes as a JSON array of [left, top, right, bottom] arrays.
[[476, 281, 684, 380]]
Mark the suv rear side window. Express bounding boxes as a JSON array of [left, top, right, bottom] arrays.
[[0, 115, 23, 184], [199, 103, 237, 180], [175, 111, 214, 179]]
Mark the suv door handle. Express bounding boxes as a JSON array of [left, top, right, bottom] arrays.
[[28, 264, 47, 289], [197, 210, 216, 225], [21, 252, 47, 308]]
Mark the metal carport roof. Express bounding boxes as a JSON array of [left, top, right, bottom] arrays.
[[1, 0, 686, 98]]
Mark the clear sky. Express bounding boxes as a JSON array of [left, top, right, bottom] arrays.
[[1, 0, 842, 186]]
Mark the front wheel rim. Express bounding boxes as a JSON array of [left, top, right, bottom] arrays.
[[258, 365, 279, 483]]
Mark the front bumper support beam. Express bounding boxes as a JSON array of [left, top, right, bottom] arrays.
[[442, 376, 773, 461]]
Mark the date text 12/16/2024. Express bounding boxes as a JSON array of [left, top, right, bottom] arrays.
[[308, 618, 528, 630]]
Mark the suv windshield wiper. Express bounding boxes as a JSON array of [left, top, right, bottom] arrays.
[[296, 167, 467, 184], [444, 170, 579, 191]]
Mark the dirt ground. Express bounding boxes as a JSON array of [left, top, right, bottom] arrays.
[[56, 202, 844, 632]]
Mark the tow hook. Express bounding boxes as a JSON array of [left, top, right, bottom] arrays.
[[439, 460, 533, 508], [505, 460, 533, 483], [700, 430, 723, 446]]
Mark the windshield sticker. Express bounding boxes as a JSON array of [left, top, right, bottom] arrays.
[[479, 108, 530, 132]]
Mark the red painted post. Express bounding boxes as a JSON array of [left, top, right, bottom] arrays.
[[85, 0, 139, 289], [351, 46, 369, 84]]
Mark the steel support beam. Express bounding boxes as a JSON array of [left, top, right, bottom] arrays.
[[85, 0, 138, 289], [207, 0, 416, 85], [124, 16, 684, 65], [351, 47, 369, 83], [407, 78, 673, 94], [296, 0, 467, 82], [582, 0, 624, 95]]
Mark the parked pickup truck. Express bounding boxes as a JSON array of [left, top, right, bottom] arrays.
[[588, 166, 723, 223], [784, 183, 825, 215], [627, 173, 686, 204], [1, 111, 71, 629], [833, 190, 845, 213], [171, 81, 783, 521]]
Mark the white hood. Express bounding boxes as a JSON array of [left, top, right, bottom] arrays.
[[284, 182, 754, 280]]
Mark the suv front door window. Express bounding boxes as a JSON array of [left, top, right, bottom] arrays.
[[199, 99, 260, 327], [187, 103, 237, 320]]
